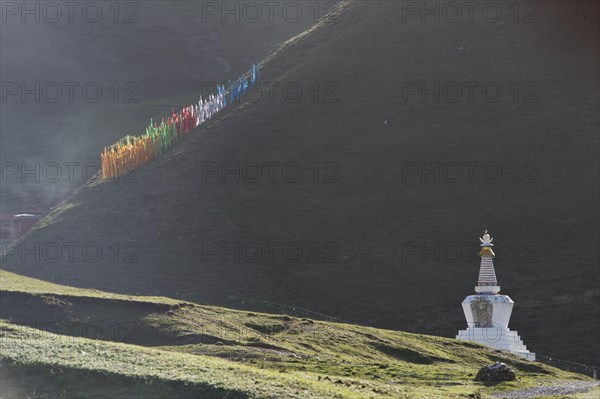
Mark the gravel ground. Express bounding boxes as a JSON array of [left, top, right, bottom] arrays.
[[491, 380, 600, 398]]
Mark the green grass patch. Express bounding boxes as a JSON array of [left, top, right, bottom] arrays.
[[1, 270, 595, 398]]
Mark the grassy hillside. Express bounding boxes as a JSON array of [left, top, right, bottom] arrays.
[[2, 0, 599, 368], [1, 270, 596, 399]]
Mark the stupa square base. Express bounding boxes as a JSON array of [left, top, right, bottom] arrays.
[[456, 327, 536, 361]]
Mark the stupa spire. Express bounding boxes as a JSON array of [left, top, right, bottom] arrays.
[[475, 229, 500, 294]]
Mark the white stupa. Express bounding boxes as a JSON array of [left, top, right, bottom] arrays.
[[456, 230, 535, 360]]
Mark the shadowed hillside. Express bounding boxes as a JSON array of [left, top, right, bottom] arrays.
[[0, 0, 321, 211], [3, 0, 599, 368]]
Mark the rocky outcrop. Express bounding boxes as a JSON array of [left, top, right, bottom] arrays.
[[475, 362, 516, 382]]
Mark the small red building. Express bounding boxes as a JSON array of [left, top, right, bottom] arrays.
[[0, 208, 44, 243], [12, 214, 41, 238]]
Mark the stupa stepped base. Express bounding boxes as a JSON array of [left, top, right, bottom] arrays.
[[456, 327, 536, 361]]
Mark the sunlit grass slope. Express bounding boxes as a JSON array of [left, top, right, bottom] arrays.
[[1, 270, 593, 399]]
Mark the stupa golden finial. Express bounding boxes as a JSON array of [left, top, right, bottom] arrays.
[[479, 229, 495, 256]]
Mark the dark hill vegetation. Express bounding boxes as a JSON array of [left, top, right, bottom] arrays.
[[2, 0, 599, 368]]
